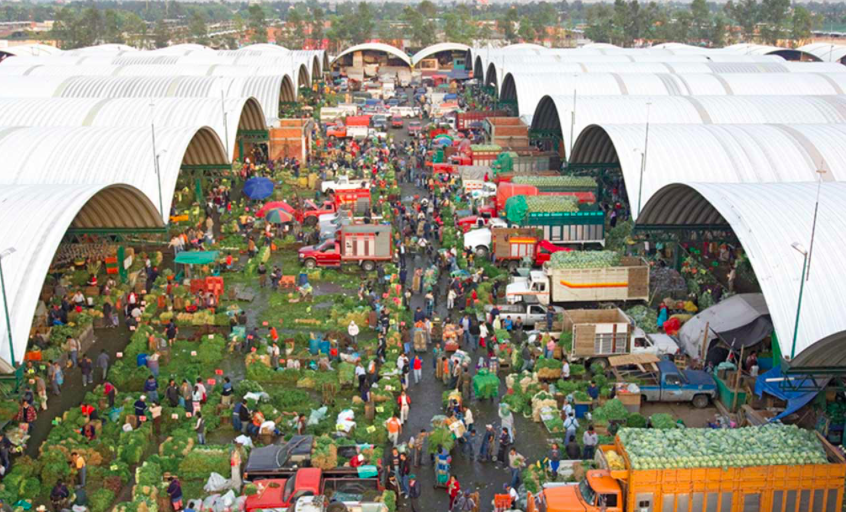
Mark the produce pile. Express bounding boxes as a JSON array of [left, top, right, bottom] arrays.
[[620, 424, 830, 470], [626, 305, 659, 334], [547, 250, 622, 270], [523, 195, 579, 213], [472, 370, 500, 400], [511, 176, 597, 190], [535, 357, 563, 380], [650, 267, 687, 297]]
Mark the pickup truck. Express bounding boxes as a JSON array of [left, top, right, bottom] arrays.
[[609, 355, 717, 408], [457, 215, 507, 234], [298, 224, 392, 271], [484, 303, 564, 328], [296, 200, 338, 226], [295, 496, 387, 512], [244, 469, 382, 511], [320, 175, 370, 194], [325, 123, 347, 138]]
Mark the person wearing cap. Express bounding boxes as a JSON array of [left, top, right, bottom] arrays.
[[407, 474, 421, 512], [134, 395, 147, 418]]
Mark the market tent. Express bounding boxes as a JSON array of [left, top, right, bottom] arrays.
[[174, 251, 219, 265], [677, 293, 773, 359], [754, 365, 831, 422]]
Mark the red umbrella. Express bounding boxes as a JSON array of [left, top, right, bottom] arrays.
[[257, 201, 295, 218]]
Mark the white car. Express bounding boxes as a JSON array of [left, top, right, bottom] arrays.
[[320, 175, 370, 194]]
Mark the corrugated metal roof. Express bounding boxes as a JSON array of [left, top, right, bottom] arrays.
[[492, 59, 845, 76], [638, 182, 846, 362], [0, 125, 228, 220], [0, 183, 161, 366], [0, 75, 294, 121], [0, 97, 266, 160], [798, 43, 846, 63], [501, 71, 846, 118], [0, 44, 62, 57], [411, 43, 471, 66], [532, 95, 846, 154], [330, 43, 412, 67], [569, 123, 846, 217]]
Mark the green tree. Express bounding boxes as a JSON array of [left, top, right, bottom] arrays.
[[498, 7, 519, 42], [232, 13, 245, 34], [518, 16, 536, 42], [711, 11, 728, 47], [791, 5, 813, 42], [531, 2, 558, 42], [248, 4, 268, 43], [123, 12, 147, 49], [189, 10, 208, 45], [153, 18, 170, 49], [443, 6, 476, 45], [760, 0, 789, 43], [584, 3, 614, 43], [402, 6, 436, 47], [351, 2, 374, 44], [671, 9, 693, 43], [103, 9, 123, 44], [690, 0, 710, 41], [418, 0, 437, 19], [727, 0, 758, 41], [311, 6, 325, 45], [286, 8, 305, 48]]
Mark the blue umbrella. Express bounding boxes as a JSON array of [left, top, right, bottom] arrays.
[[243, 177, 274, 200]]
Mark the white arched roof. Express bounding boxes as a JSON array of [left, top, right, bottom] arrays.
[[61, 44, 137, 56], [490, 59, 845, 77], [0, 96, 266, 160], [0, 184, 161, 367], [0, 44, 62, 57], [0, 125, 228, 220], [500, 71, 846, 118], [330, 43, 411, 67], [798, 43, 846, 63], [150, 44, 215, 56], [638, 182, 846, 363], [569, 123, 846, 217], [532, 95, 846, 154], [0, 75, 295, 121], [412, 42, 471, 66]]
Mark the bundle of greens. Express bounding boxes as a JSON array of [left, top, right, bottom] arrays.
[[472, 370, 501, 400], [591, 399, 630, 424], [548, 250, 622, 270]]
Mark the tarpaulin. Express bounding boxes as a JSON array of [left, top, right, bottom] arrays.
[[754, 365, 830, 422], [678, 293, 772, 359]]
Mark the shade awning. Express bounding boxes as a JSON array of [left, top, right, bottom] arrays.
[[754, 365, 830, 422], [174, 251, 219, 265], [678, 293, 773, 359]]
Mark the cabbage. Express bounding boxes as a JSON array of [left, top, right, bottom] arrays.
[[621, 424, 828, 470]]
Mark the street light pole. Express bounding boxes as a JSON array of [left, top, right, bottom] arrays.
[[569, 74, 577, 159], [637, 101, 652, 217], [150, 102, 164, 220], [221, 91, 230, 160], [805, 168, 827, 280], [0, 248, 17, 378], [790, 242, 809, 359]]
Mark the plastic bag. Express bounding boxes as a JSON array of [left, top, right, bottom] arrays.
[[308, 406, 328, 426], [204, 473, 229, 493]]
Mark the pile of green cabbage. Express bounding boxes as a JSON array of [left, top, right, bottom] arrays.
[[548, 250, 622, 269], [620, 424, 829, 470]]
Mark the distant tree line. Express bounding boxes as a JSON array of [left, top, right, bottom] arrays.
[[0, 0, 834, 50]]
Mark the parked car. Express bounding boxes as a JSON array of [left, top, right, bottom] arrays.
[[407, 121, 422, 136], [371, 115, 388, 130], [391, 116, 404, 128]]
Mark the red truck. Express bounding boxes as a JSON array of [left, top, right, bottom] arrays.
[[326, 123, 347, 138], [298, 224, 393, 271], [244, 469, 382, 511], [454, 110, 508, 131], [333, 188, 371, 215], [296, 200, 338, 226]]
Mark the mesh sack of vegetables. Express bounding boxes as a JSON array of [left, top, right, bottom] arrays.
[[472, 370, 500, 400]]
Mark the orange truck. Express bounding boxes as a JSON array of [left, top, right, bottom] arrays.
[[528, 430, 845, 512]]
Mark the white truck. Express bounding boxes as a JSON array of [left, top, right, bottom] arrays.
[[389, 106, 418, 118], [505, 258, 650, 305], [464, 180, 497, 199], [381, 82, 396, 99], [320, 175, 371, 194], [461, 221, 510, 256]]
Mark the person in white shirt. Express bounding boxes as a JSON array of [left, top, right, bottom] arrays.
[[561, 398, 573, 419], [561, 359, 570, 380]]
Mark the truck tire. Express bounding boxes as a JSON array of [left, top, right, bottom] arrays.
[[325, 188, 334, 195], [304, 258, 317, 270], [507, 260, 519, 272], [304, 216, 318, 227], [588, 358, 609, 371], [475, 246, 489, 258], [362, 260, 376, 272], [692, 394, 710, 409], [327, 503, 348, 512]]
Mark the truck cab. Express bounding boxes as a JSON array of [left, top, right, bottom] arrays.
[[506, 271, 550, 305], [299, 238, 342, 268], [326, 122, 347, 138], [297, 200, 338, 226], [245, 470, 323, 511], [611, 356, 716, 408], [532, 471, 623, 512]]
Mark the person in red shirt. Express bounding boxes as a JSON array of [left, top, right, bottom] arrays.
[[349, 447, 366, 468], [412, 355, 423, 385]]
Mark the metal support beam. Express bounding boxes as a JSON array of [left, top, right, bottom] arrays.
[[565, 162, 621, 170]]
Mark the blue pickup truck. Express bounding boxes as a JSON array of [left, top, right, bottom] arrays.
[[613, 358, 717, 409]]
